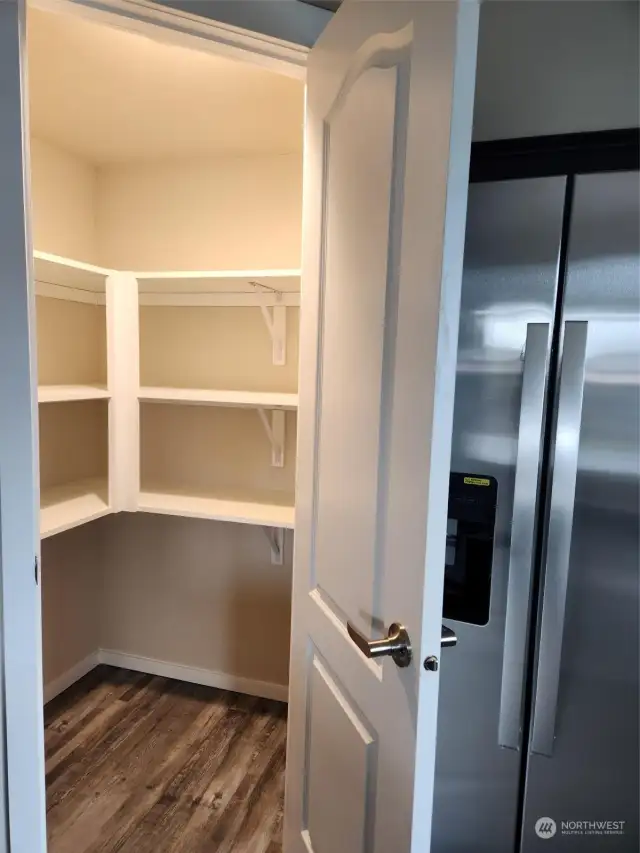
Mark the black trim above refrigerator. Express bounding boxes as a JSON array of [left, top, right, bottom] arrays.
[[470, 128, 640, 183]]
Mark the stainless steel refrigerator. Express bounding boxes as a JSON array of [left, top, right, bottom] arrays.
[[431, 143, 639, 853]]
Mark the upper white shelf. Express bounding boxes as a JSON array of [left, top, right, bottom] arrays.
[[135, 269, 300, 293], [33, 254, 301, 307], [38, 385, 111, 404], [135, 269, 301, 307], [139, 387, 298, 410], [34, 251, 111, 303]]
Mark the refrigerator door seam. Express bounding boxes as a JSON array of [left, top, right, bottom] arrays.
[[498, 322, 550, 750]]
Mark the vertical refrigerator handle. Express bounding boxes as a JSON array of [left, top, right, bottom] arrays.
[[531, 321, 588, 757], [498, 323, 550, 750]]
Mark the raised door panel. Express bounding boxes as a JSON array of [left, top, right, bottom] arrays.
[[306, 656, 376, 853], [314, 61, 398, 639]]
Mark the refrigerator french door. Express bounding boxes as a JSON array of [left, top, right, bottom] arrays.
[[432, 167, 639, 852]]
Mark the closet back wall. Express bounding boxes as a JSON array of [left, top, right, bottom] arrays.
[[96, 153, 302, 269]]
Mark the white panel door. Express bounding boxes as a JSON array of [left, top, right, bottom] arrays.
[[0, 1, 47, 851], [285, 2, 479, 852]]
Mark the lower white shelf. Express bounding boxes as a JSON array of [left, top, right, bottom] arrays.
[[38, 384, 111, 403], [40, 478, 111, 539], [138, 486, 295, 529]]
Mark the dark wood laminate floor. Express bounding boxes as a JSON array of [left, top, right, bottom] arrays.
[[45, 666, 287, 853]]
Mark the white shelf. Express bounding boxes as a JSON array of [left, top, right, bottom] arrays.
[[139, 387, 298, 410], [34, 250, 111, 304], [38, 385, 111, 404], [136, 269, 301, 307], [138, 486, 295, 529], [135, 269, 301, 294], [40, 478, 110, 539]]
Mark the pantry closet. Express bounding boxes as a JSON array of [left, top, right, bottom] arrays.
[[30, 5, 305, 704]]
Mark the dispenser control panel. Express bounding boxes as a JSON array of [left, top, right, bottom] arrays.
[[443, 472, 498, 626]]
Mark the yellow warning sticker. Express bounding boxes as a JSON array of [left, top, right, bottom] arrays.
[[464, 477, 491, 487]]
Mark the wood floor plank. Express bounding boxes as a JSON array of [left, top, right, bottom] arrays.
[[88, 699, 241, 852], [115, 702, 268, 852], [165, 706, 286, 853], [46, 667, 286, 853], [267, 792, 285, 853], [45, 668, 147, 759], [224, 741, 286, 853], [49, 682, 211, 851], [47, 676, 176, 802], [206, 730, 287, 853]]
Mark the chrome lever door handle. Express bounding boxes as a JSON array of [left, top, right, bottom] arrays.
[[441, 625, 457, 647], [347, 621, 412, 668]]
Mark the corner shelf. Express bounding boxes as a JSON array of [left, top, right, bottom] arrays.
[[40, 478, 111, 539], [138, 387, 297, 410], [38, 385, 111, 404], [138, 486, 295, 529], [34, 250, 111, 304], [34, 256, 301, 539]]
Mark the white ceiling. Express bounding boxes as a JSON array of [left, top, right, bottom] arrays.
[[27, 7, 305, 164]]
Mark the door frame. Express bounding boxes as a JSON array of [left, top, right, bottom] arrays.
[[32, 0, 312, 78], [4, 1, 310, 850]]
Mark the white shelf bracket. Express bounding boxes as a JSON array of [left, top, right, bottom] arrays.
[[263, 527, 285, 565], [259, 303, 287, 365], [257, 408, 285, 467]]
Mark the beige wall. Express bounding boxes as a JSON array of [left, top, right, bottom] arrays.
[[39, 401, 109, 491], [43, 509, 293, 697], [29, 140, 303, 272], [30, 136, 98, 261], [140, 306, 300, 393], [141, 406, 296, 502], [96, 153, 303, 270], [41, 522, 105, 687], [36, 298, 107, 387], [100, 514, 292, 689]]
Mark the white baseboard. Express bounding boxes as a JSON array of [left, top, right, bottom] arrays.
[[97, 649, 289, 703], [43, 651, 101, 704]]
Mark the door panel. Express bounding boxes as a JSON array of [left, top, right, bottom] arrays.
[[432, 178, 567, 853], [522, 171, 640, 851], [285, 2, 480, 851], [0, 1, 47, 850], [306, 657, 375, 853], [314, 62, 397, 633]]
